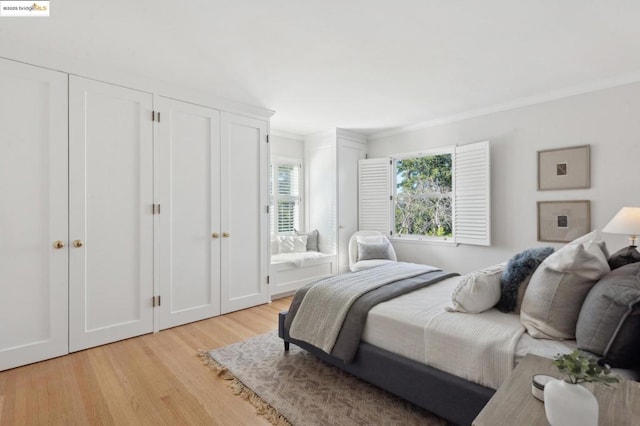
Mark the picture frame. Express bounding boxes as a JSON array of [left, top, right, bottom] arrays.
[[537, 145, 590, 190], [537, 200, 591, 243]]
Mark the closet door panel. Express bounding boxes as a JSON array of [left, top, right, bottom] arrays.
[[157, 97, 221, 329], [220, 113, 269, 314], [0, 59, 68, 371], [69, 76, 154, 352]]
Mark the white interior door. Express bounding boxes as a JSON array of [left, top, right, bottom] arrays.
[[337, 140, 366, 274], [0, 59, 68, 370], [69, 76, 154, 352], [157, 97, 221, 329], [220, 113, 269, 314]]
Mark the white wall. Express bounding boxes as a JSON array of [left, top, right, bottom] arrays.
[[368, 82, 640, 274], [271, 132, 304, 159]]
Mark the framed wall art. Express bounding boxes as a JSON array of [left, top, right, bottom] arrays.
[[537, 200, 591, 242], [537, 145, 590, 190]]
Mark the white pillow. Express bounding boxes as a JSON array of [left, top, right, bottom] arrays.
[[446, 262, 507, 314], [277, 235, 308, 253]]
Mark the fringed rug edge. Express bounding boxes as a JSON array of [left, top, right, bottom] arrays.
[[197, 350, 292, 426]]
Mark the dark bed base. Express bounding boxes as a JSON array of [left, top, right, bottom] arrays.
[[278, 311, 494, 426]]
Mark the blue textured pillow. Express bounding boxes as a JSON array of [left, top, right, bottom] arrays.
[[496, 247, 555, 313]]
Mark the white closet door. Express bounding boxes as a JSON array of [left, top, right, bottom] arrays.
[[337, 140, 366, 274], [157, 97, 221, 329], [0, 59, 68, 371], [220, 113, 269, 314], [69, 76, 154, 352]]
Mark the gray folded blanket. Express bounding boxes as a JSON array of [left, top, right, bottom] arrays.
[[285, 262, 458, 362]]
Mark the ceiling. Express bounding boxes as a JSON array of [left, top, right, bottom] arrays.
[[2, 1, 640, 136]]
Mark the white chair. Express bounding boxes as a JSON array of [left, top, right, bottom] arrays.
[[348, 230, 397, 272]]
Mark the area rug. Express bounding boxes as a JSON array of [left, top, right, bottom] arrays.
[[200, 331, 447, 426]]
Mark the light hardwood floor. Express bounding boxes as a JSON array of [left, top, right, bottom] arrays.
[[0, 297, 292, 426]]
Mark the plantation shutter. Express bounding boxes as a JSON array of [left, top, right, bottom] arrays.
[[454, 140, 490, 246], [269, 164, 274, 235], [358, 158, 392, 236], [271, 160, 301, 234]]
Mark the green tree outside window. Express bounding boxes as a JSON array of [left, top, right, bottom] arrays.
[[395, 154, 453, 238]]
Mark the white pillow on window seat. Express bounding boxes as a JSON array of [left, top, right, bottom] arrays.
[[277, 235, 308, 253]]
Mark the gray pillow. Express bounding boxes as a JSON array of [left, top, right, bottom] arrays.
[[357, 241, 391, 261], [608, 246, 640, 270], [296, 229, 319, 251], [576, 262, 640, 368]]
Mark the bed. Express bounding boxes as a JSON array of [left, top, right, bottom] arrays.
[[278, 252, 640, 425], [278, 270, 570, 424]]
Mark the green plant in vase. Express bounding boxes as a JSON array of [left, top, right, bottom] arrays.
[[553, 350, 621, 386], [545, 350, 621, 426]]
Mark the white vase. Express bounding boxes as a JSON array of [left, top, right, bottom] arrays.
[[544, 379, 599, 426]]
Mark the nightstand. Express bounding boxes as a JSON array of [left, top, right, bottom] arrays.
[[473, 354, 640, 426]]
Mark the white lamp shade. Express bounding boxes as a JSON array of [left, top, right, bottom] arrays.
[[602, 207, 640, 236]]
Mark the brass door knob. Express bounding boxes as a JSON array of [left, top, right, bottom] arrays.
[[212, 232, 220, 238], [53, 241, 65, 249], [73, 240, 84, 248], [222, 232, 230, 238]]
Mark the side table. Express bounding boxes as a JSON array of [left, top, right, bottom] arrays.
[[473, 354, 640, 425]]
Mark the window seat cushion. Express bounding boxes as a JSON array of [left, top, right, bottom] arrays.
[[271, 251, 334, 267]]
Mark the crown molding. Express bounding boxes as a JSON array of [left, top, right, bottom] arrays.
[[369, 73, 640, 141]]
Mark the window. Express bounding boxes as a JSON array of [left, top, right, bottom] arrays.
[[270, 158, 302, 235], [358, 140, 490, 246], [394, 150, 453, 239]]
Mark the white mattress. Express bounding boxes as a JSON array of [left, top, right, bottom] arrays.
[[361, 276, 578, 385]]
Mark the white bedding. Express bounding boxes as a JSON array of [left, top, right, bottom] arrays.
[[361, 276, 579, 389]]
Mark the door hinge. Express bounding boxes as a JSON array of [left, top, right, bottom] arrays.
[[266, 134, 270, 143], [267, 275, 270, 284], [153, 204, 161, 214], [152, 295, 161, 307], [389, 159, 392, 165], [152, 111, 161, 122], [266, 205, 270, 214], [389, 195, 393, 200], [157, 111, 161, 122]]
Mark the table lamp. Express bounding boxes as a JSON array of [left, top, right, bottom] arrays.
[[602, 207, 640, 269]]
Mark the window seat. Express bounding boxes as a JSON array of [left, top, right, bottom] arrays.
[[270, 251, 336, 298]]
